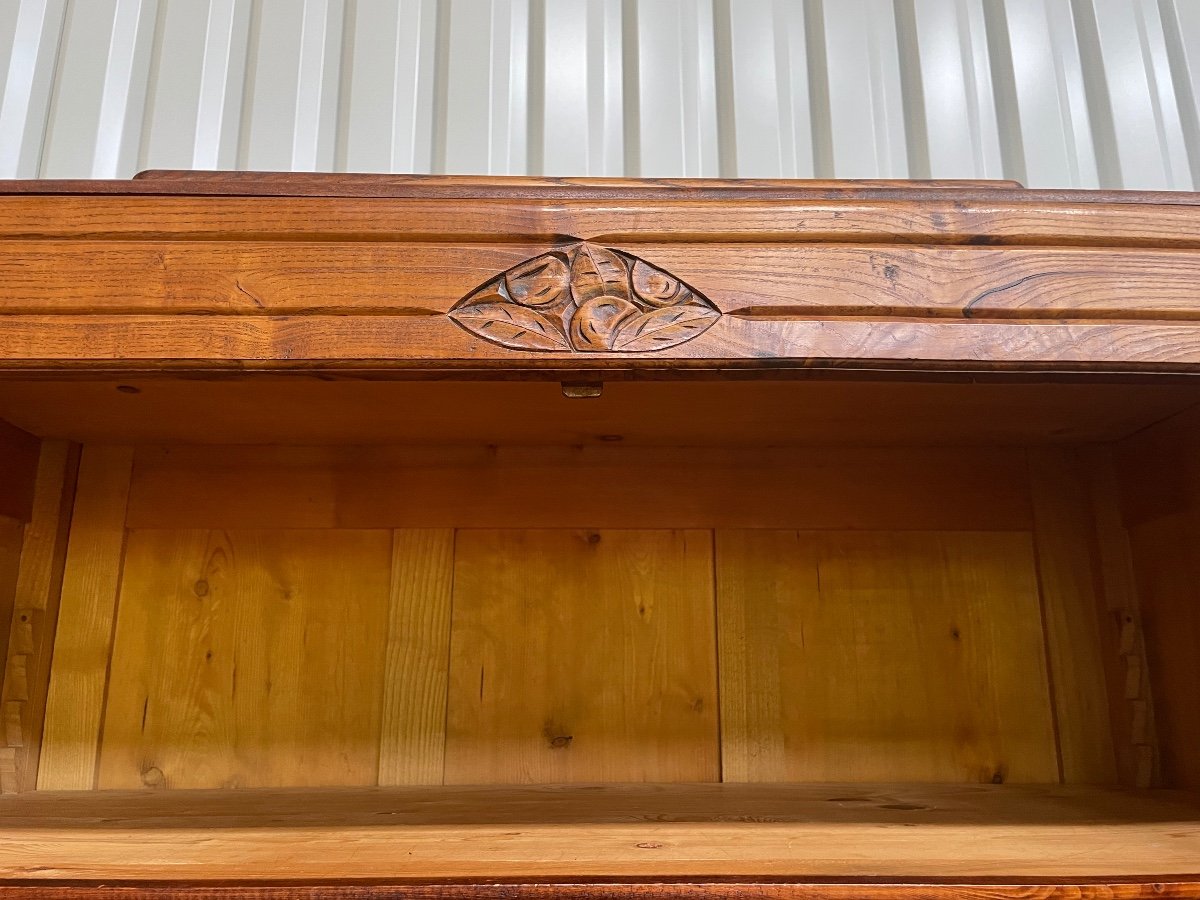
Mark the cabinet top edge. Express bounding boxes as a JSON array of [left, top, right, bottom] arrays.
[[1, 171, 1195, 206]]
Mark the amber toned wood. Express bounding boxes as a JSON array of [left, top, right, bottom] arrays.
[[715, 531, 1059, 784], [1, 380, 1195, 448], [1027, 449, 1119, 784], [123, 445, 1033, 532], [96, 530, 392, 789], [1, 883, 1199, 900], [1113, 408, 1200, 789], [445, 530, 718, 784], [0, 421, 38, 522], [2, 177, 1200, 372], [0, 442, 79, 793], [36, 446, 133, 791], [0, 517, 21, 753], [378, 529, 455, 786], [0, 783, 1197, 880]]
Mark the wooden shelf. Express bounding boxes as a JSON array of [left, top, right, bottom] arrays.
[[1, 783, 1198, 881]]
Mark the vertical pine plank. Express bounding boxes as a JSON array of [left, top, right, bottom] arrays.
[[0, 441, 79, 793], [378, 529, 455, 786], [37, 445, 133, 790], [1084, 446, 1161, 788], [97, 529, 392, 789], [445, 529, 718, 784], [1027, 448, 1119, 784], [717, 530, 1059, 783]]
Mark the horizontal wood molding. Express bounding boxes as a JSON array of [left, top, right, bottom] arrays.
[[3, 180, 1200, 372], [0, 881, 1198, 900]]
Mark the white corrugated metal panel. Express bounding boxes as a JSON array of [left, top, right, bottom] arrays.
[[2, 0, 1199, 187]]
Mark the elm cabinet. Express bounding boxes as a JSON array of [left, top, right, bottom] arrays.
[[0, 173, 1198, 898]]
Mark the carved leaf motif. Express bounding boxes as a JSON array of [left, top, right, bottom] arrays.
[[450, 301, 570, 351], [570, 295, 640, 351], [571, 243, 630, 304], [630, 259, 683, 306], [612, 304, 721, 352], [506, 254, 570, 307], [447, 242, 720, 353]]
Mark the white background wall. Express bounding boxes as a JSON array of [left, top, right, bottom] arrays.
[[1, 0, 1198, 188]]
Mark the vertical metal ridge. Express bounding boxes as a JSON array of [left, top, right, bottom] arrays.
[[711, 0, 736, 178], [1070, 0, 1122, 187], [619, 0, 639, 176], [525, 0, 544, 174], [0, 0, 66, 178], [981, 0, 1026, 185], [894, 0, 928, 180], [332, 0, 356, 173], [803, 0, 833, 178], [429, 0, 450, 174], [234, 0, 263, 170], [1160, 0, 1200, 189]]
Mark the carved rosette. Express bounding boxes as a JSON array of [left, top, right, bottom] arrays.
[[448, 242, 720, 352]]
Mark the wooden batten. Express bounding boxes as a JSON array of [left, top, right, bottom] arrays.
[[36, 446, 132, 791], [0, 441, 79, 794]]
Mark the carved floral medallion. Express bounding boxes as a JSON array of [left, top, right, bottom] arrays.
[[448, 242, 721, 352]]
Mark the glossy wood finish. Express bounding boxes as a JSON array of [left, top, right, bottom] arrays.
[[3, 176, 1200, 373]]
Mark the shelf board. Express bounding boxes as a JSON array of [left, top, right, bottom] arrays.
[[1, 782, 1199, 881]]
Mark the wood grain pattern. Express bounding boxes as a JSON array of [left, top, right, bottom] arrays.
[[5, 243, 1200, 321], [1083, 449, 1161, 789], [6, 315, 1200, 371], [5, 194, 1200, 248], [378, 530, 455, 786], [0, 882, 1198, 900], [1113, 409, 1200, 789], [2, 178, 1200, 372], [445, 530, 718, 784], [96, 530, 392, 790], [1027, 449, 1119, 784], [2, 380, 1194, 448], [0, 442, 79, 793], [0, 783, 1197, 880], [124, 445, 1033, 532], [36, 446, 133, 791], [716, 531, 1059, 783]]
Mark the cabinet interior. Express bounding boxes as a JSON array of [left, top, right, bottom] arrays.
[[1, 375, 1198, 881]]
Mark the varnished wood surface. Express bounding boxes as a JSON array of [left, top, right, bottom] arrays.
[[3, 176, 1200, 372], [122, 444, 1035, 531], [0, 784, 1197, 880], [716, 531, 1058, 783], [1114, 407, 1200, 789], [2, 380, 1197, 447], [0, 442, 79, 793], [36, 447, 133, 790]]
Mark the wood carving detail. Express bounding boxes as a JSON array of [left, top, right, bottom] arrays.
[[449, 242, 720, 352]]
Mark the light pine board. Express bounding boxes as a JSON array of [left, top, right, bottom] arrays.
[[1, 784, 1198, 880], [37, 445, 133, 791], [445, 529, 719, 784], [1027, 449, 1119, 784], [96, 529, 392, 789], [716, 530, 1061, 783], [1, 440, 79, 793], [378, 529, 455, 785]]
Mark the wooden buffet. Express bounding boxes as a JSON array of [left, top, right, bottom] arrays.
[[0, 172, 1197, 897]]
